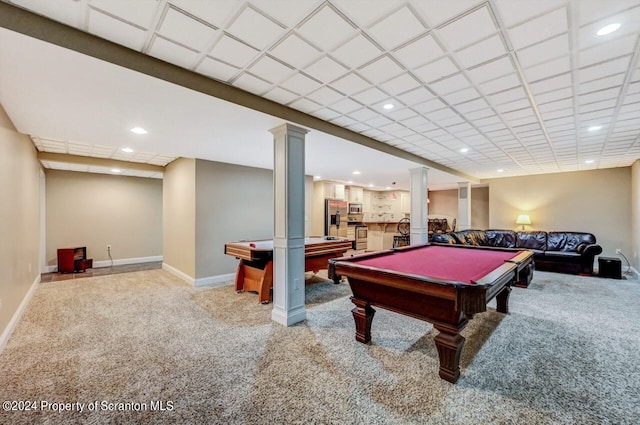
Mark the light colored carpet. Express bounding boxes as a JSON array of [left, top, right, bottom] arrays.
[[1, 269, 639, 424]]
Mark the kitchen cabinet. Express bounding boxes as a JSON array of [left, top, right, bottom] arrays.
[[323, 182, 345, 200], [401, 193, 411, 214], [348, 186, 363, 203], [363, 191, 372, 212]]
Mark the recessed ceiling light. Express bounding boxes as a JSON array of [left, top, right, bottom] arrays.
[[596, 23, 621, 36], [368, 184, 374, 187], [121, 147, 134, 153], [383, 103, 394, 110], [348, 181, 353, 184], [588, 125, 602, 132], [353, 170, 361, 175], [111, 168, 121, 173], [385, 186, 391, 190], [314, 175, 321, 179], [585, 159, 595, 164], [497, 169, 504, 173], [130, 127, 148, 135], [459, 148, 469, 153]]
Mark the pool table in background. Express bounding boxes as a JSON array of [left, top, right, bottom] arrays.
[[224, 237, 354, 304], [329, 244, 534, 383]]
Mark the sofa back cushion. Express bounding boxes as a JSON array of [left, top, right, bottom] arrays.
[[516, 231, 547, 250], [547, 232, 596, 252], [485, 229, 517, 248], [452, 230, 489, 246], [430, 233, 457, 244]]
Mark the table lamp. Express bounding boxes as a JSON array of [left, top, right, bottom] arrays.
[[516, 214, 531, 231]]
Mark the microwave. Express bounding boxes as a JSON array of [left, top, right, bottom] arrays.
[[349, 203, 363, 214]]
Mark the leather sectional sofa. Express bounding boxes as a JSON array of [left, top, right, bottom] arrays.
[[431, 229, 603, 276]]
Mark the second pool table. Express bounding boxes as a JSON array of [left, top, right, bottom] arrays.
[[329, 243, 534, 383]]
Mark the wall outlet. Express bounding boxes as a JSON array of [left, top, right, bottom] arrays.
[[107, 245, 111, 251], [616, 249, 622, 254]]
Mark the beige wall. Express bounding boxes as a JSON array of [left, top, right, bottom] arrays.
[[632, 160, 639, 270], [488, 167, 631, 257], [163, 158, 196, 278], [428, 187, 489, 229], [0, 103, 41, 337], [195, 160, 274, 279], [46, 170, 162, 266]]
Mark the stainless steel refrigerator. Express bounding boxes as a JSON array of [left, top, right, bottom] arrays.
[[325, 199, 348, 238]]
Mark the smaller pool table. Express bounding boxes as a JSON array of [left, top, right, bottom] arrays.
[[225, 237, 354, 303], [329, 243, 534, 383]]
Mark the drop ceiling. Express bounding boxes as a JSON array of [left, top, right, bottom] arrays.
[[1, 0, 639, 189]]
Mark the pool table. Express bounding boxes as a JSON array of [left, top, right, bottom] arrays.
[[329, 243, 534, 383], [225, 237, 354, 303]]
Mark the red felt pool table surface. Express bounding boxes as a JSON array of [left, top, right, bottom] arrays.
[[353, 245, 521, 284]]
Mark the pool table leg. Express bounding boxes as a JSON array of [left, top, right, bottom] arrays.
[[495, 286, 511, 314], [351, 297, 375, 343], [434, 323, 467, 383]]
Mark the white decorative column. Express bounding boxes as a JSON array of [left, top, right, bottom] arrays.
[[457, 182, 471, 230], [409, 167, 429, 244], [269, 123, 308, 326]]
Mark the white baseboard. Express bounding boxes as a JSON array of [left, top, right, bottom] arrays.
[[45, 255, 163, 273], [0, 274, 40, 355], [194, 273, 235, 288], [161, 263, 234, 288]]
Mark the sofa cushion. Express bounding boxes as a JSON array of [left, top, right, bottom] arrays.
[[431, 233, 457, 244], [453, 230, 489, 246], [547, 232, 597, 252], [543, 251, 582, 261], [516, 231, 547, 250], [485, 230, 517, 248]]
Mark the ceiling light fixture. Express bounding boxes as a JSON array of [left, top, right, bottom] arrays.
[[111, 168, 121, 173], [368, 184, 374, 187], [353, 170, 361, 175], [383, 103, 394, 110], [130, 127, 148, 135], [459, 148, 469, 153], [348, 180, 353, 184], [385, 186, 391, 190], [314, 175, 321, 179], [588, 125, 602, 132], [121, 147, 134, 153], [497, 169, 504, 173], [585, 159, 595, 164], [596, 23, 621, 36]]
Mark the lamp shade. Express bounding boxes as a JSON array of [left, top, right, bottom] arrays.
[[516, 214, 531, 225]]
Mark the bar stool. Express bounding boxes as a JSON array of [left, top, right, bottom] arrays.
[[393, 218, 411, 248]]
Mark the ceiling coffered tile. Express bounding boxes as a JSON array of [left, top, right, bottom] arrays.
[[349, 108, 379, 122], [329, 97, 364, 114], [495, 98, 531, 113], [395, 87, 434, 106], [436, 6, 497, 51], [456, 97, 490, 114], [89, 0, 158, 28], [411, 0, 484, 27], [313, 108, 342, 121], [148, 36, 199, 69], [414, 98, 447, 114], [331, 72, 371, 95], [441, 87, 480, 105], [523, 56, 571, 82], [297, 5, 356, 51], [379, 73, 421, 95], [385, 107, 418, 121], [456, 35, 508, 69], [233, 72, 272, 95], [466, 56, 514, 83], [578, 99, 618, 114], [413, 57, 459, 83], [429, 73, 470, 95], [578, 7, 640, 49], [535, 87, 573, 104], [578, 34, 637, 68], [196, 57, 240, 82], [578, 74, 625, 94], [157, 7, 218, 52], [358, 55, 404, 84], [578, 87, 620, 104], [169, 0, 240, 28], [306, 86, 345, 105], [494, 0, 567, 27], [270, 33, 322, 69], [529, 73, 572, 94], [517, 34, 569, 68], [538, 98, 573, 113], [489, 86, 527, 105], [263, 87, 299, 105], [365, 115, 394, 127], [227, 5, 285, 50], [331, 115, 358, 127], [331, 33, 383, 69], [209, 35, 260, 68], [248, 55, 295, 84], [479, 74, 521, 95], [579, 56, 631, 83], [508, 7, 568, 50], [393, 34, 445, 69], [88, 8, 147, 51], [304, 56, 349, 83], [367, 6, 426, 50], [289, 97, 322, 113], [464, 108, 495, 120], [351, 87, 388, 105], [279, 72, 323, 95]]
